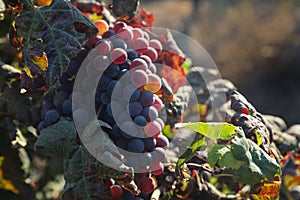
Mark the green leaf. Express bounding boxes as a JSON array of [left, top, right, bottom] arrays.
[[12, 0, 98, 85], [177, 137, 206, 167], [34, 118, 78, 157], [207, 144, 230, 167], [175, 122, 236, 140]]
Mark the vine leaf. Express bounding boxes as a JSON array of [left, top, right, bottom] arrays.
[[208, 130, 281, 186], [10, 0, 98, 87], [0, 157, 19, 194], [112, 0, 139, 18], [177, 137, 206, 168], [175, 122, 236, 140], [34, 118, 78, 157]]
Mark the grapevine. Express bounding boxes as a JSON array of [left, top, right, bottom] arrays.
[[0, 0, 299, 200]]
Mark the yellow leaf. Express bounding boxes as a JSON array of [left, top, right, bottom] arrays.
[[0, 157, 19, 194], [30, 52, 48, 70]]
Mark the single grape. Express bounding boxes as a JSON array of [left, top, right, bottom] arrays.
[[143, 137, 156, 152], [149, 39, 162, 54], [107, 80, 118, 96], [148, 63, 157, 74], [152, 147, 166, 161], [130, 88, 141, 102], [155, 118, 165, 130], [93, 55, 110, 72], [130, 70, 148, 88], [37, 120, 48, 132], [132, 28, 144, 41], [73, 108, 90, 127], [130, 58, 148, 71], [145, 47, 158, 62], [110, 185, 123, 200], [127, 49, 139, 61], [133, 38, 149, 54], [102, 30, 116, 38], [139, 55, 152, 68], [150, 162, 164, 176], [86, 36, 102, 49], [110, 48, 128, 65], [117, 27, 134, 42], [152, 97, 163, 111], [106, 103, 113, 117], [100, 92, 110, 105], [156, 135, 169, 149], [138, 177, 155, 194], [98, 74, 112, 90], [112, 38, 127, 49], [143, 31, 150, 41], [134, 115, 147, 127], [144, 74, 162, 93], [45, 109, 60, 124], [127, 138, 145, 153], [75, 48, 89, 63], [144, 120, 161, 137], [53, 91, 68, 112], [95, 19, 109, 35], [113, 21, 127, 32], [62, 99, 72, 116], [95, 39, 112, 55], [142, 106, 158, 122], [129, 101, 143, 117], [139, 90, 155, 107]]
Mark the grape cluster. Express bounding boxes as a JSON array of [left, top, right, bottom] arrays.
[[78, 21, 169, 197], [37, 48, 88, 132]]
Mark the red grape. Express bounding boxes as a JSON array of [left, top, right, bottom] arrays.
[[130, 70, 148, 88], [95, 39, 112, 55], [133, 38, 149, 54], [110, 48, 127, 64], [130, 58, 148, 72], [145, 47, 158, 62], [117, 27, 134, 42], [144, 120, 161, 137], [149, 39, 162, 54], [110, 185, 123, 200], [95, 19, 109, 35], [138, 177, 155, 194]]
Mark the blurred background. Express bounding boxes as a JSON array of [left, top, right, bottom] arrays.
[[134, 0, 300, 126]]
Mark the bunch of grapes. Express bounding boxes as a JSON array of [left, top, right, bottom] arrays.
[[85, 21, 171, 197]]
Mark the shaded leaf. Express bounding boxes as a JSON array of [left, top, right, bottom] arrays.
[[34, 118, 78, 157], [177, 137, 206, 168], [175, 122, 236, 140], [11, 0, 98, 86]]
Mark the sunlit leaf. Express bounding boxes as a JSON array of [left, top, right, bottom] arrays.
[[175, 122, 236, 140]]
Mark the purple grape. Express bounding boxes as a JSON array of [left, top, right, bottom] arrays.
[[127, 138, 145, 153], [45, 109, 60, 124], [134, 115, 147, 127], [129, 101, 143, 117], [143, 137, 156, 152], [156, 135, 169, 149], [142, 106, 158, 122], [139, 90, 154, 107]]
